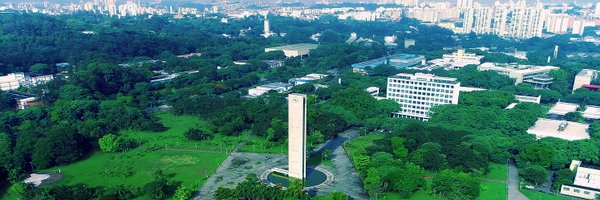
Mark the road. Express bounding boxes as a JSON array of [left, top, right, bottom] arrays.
[[507, 160, 528, 200]]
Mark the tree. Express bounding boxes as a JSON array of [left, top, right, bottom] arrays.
[[98, 134, 122, 153], [29, 63, 51, 74], [552, 169, 574, 191], [519, 143, 555, 168], [432, 170, 480, 200], [144, 170, 174, 200], [410, 142, 446, 171], [172, 185, 194, 200], [390, 136, 408, 160], [385, 163, 426, 198], [364, 168, 383, 197], [564, 112, 583, 122], [0, 91, 15, 111], [520, 164, 548, 186], [184, 128, 211, 141]]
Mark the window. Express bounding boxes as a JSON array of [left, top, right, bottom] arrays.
[[561, 187, 569, 191], [574, 189, 580, 193], [583, 191, 590, 195]]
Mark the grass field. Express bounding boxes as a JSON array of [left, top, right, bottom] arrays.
[[122, 112, 243, 152], [40, 149, 226, 188], [1, 112, 236, 200], [239, 134, 287, 153], [521, 189, 571, 200]]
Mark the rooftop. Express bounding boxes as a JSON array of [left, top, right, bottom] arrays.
[[478, 62, 559, 72], [391, 73, 458, 84], [352, 54, 425, 69], [527, 118, 590, 141], [583, 105, 600, 120], [548, 102, 579, 116], [265, 43, 319, 51]]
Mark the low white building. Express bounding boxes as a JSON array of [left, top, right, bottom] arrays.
[[0, 73, 54, 91], [264, 43, 319, 58], [548, 102, 579, 116], [560, 160, 600, 199], [573, 69, 599, 92], [428, 49, 484, 70], [248, 82, 292, 97], [477, 63, 559, 85], [289, 74, 328, 86], [386, 73, 460, 121]]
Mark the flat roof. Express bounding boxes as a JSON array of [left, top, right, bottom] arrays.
[[352, 54, 424, 69], [548, 102, 579, 115], [264, 43, 318, 51], [527, 118, 590, 141], [583, 105, 600, 119], [459, 86, 486, 92]]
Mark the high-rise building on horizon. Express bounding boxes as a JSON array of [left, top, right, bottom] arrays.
[[459, 0, 545, 39], [386, 73, 461, 121]]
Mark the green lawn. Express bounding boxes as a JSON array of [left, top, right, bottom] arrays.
[[484, 164, 508, 180], [122, 112, 243, 152], [40, 149, 227, 188], [521, 189, 571, 200], [239, 134, 287, 153], [2, 112, 236, 200]]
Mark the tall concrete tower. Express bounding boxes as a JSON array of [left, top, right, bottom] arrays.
[[288, 94, 307, 180], [553, 45, 559, 59], [262, 14, 273, 38]]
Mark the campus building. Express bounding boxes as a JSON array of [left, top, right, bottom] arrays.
[[0, 73, 54, 91], [288, 73, 328, 86], [264, 43, 319, 58], [248, 83, 292, 97], [386, 73, 461, 121], [428, 49, 484, 70], [573, 69, 599, 92], [560, 160, 600, 199], [477, 63, 559, 87], [352, 54, 426, 74]]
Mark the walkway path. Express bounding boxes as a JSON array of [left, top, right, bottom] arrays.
[[314, 129, 369, 200], [192, 132, 253, 200], [508, 160, 528, 200]]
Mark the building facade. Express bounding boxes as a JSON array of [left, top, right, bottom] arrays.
[[386, 73, 460, 121], [573, 69, 599, 92], [560, 160, 600, 200]]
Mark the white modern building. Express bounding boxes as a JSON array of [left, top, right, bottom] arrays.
[[573, 69, 599, 92], [477, 63, 559, 85], [386, 73, 461, 121], [289, 73, 328, 86], [0, 73, 54, 91], [248, 83, 292, 97], [288, 93, 307, 180], [0, 73, 25, 91], [264, 43, 319, 58], [428, 49, 484, 70], [561, 160, 600, 199]]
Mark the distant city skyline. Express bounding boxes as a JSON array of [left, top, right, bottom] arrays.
[[0, 0, 599, 5]]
